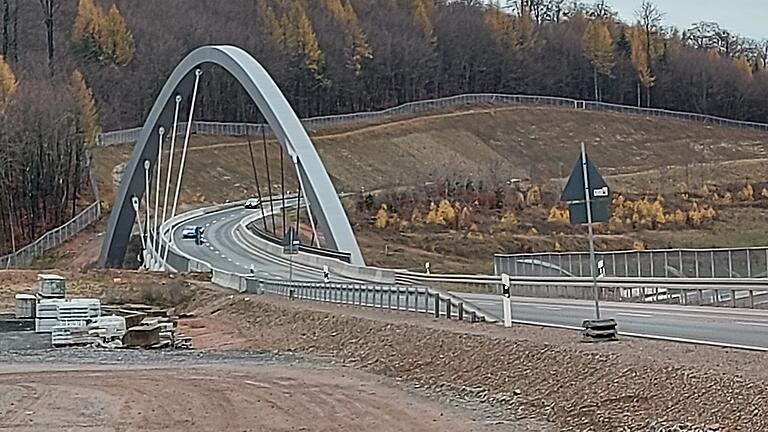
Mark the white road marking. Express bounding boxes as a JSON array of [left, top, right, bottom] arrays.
[[536, 306, 562, 311], [736, 321, 768, 328], [617, 312, 654, 318]]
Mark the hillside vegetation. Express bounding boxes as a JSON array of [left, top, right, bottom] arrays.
[[91, 105, 768, 272], [92, 106, 768, 205]]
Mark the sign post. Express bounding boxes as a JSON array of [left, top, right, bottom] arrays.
[[561, 142, 611, 321], [580, 142, 600, 320], [282, 228, 300, 281]]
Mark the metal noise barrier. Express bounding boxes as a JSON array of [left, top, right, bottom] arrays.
[[582, 319, 618, 343]]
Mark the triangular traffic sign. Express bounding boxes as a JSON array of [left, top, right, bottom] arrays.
[[561, 153, 609, 202]]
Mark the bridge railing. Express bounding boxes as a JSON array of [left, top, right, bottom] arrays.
[[96, 93, 768, 147], [495, 247, 768, 279], [1, 201, 102, 269]]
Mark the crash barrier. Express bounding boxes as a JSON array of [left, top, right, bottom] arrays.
[[582, 319, 619, 343], [396, 271, 768, 309], [97, 93, 768, 147], [252, 279, 494, 323]]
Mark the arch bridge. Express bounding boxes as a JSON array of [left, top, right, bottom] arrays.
[[98, 45, 363, 269]]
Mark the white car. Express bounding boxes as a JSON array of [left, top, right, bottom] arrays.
[[181, 226, 203, 239], [244, 198, 262, 209]]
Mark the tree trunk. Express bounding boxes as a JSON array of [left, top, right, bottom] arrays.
[[2, 0, 8, 57], [646, 85, 651, 108], [593, 68, 599, 101], [10, 0, 16, 63]]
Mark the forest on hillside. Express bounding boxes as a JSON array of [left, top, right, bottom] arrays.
[[2, 0, 768, 255]]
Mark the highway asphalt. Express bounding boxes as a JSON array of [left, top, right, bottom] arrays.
[[172, 205, 348, 282], [171, 205, 768, 350], [458, 293, 768, 349]]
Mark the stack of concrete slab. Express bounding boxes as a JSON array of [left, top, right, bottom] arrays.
[[52, 322, 95, 346], [35, 299, 101, 333]]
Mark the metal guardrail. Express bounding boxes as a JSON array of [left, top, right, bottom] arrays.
[[496, 247, 768, 279], [255, 279, 491, 322], [96, 93, 768, 147], [1, 202, 102, 269], [397, 271, 768, 309]]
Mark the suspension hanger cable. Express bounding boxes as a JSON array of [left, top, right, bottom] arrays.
[[292, 156, 320, 248], [262, 127, 277, 235], [294, 156, 302, 240], [280, 144, 287, 237], [164, 69, 202, 264], [159, 95, 183, 266], [247, 132, 268, 232], [143, 160, 152, 263], [131, 196, 146, 261], [153, 127, 165, 254]]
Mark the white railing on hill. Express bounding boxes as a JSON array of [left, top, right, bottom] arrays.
[[97, 93, 768, 146], [1, 201, 102, 269]]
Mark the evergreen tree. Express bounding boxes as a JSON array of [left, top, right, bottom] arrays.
[[72, 0, 103, 62]]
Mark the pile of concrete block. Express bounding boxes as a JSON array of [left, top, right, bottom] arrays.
[[36, 299, 101, 334]]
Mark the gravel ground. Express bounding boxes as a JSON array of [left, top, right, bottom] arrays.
[[0, 346, 542, 431], [188, 294, 766, 432]]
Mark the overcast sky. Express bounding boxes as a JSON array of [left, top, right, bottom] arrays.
[[607, 0, 768, 40]]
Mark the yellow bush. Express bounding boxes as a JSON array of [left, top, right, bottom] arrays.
[[547, 205, 569, 224], [436, 199, 456, 224], [374, 204, 388, 229], [688, 202, 717, 226], [737, 182, 755, 201], [633, 239, 647, 251], [668, 209, 687, 225], [425, 202, 440, 224], [525, 185, 542, 206], [500, 210, 518, 228], [761, 188, 768, 200]]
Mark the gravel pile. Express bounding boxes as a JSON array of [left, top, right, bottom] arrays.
[[218, 297, 764, 432]]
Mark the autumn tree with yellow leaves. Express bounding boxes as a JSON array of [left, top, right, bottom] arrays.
[[0, 55, 17, 114], [583, 19, 614, 101], [626, 25, 653, 107], [72, 0, 135, 66], [70, 69, 101, 147]]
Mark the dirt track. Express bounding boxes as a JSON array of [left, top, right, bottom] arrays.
[[0, 362, 498, 432]]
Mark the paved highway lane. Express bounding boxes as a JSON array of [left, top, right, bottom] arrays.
[[172, 205, 348, 282], [456, 293, 768, 349]]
